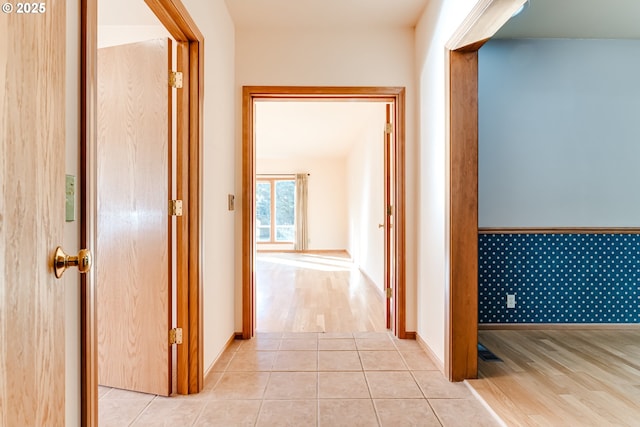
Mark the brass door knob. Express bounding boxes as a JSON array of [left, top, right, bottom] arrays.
[[54, 247, 92, 279]]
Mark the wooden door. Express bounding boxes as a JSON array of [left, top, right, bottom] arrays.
[[384, 104, 395, 330], [0, 1, 67, 425], [97, 39, 172, 396]]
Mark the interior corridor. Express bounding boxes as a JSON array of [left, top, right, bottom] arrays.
[[98, 252, 500, 426], [99, 332, 500, 426]]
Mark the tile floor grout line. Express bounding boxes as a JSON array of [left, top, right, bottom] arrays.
[[253, 369, 271, 427], [370, 397, 384, 427], [189, 399, 210, 427], [407, 367, 445, 426], [361, 352, 384, 427], [126, 396, 156, 427], [101, 332, 499, 426], [316, 364, 321, 426]]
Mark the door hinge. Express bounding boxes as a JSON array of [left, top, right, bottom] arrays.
[[169, 328, 183, 345], [169, 71, 183, 89], [387, 205, 393, 216], [386, 288, 392, 299], [169, 199, 183, 216], [385, 123, 393, 134]]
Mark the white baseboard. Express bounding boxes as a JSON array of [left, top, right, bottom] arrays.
[[203, 332, 238, 380], [415, 333, 445, 374]]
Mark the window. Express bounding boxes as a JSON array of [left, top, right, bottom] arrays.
[[256, 178, 295, 243]]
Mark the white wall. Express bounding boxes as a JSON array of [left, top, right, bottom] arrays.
[[234, 26, 418, 332], [182, 0, 237, 372], [257, 157, 348, 250], [414, 0, 479, 365], [479, 38, 640, 227], [98, 25, 169, 48], [347, 108, 386, 290]]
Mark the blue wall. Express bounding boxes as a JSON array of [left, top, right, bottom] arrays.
[[479, 39, 640, 228], [479, 234, 640, 323], [478, 39, 640, 324]]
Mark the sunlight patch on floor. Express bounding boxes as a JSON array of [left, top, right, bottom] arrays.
[[256, 253, 354, 272]]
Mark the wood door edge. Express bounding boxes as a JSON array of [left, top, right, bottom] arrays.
[[80, 0, 99, 424]]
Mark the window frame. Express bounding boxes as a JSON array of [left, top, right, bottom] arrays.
[[256, 176, 296, 244]]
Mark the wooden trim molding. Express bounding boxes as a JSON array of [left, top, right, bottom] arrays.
[[143, 0, 205, 396], [404, 331, 417, 340], [174, 41, 191, 396], [189, 39, 204, 395], [446, 0, 527, 50], [80, 1, 98, 424], [242, 87, 255, 339], [479, 227, 640, 235], [244, 86, 402, 99], [144, 0, 204, 41], [446, 0, 527, 383], [82, 1, 204, 423], [479, 323, 640, 330], [394, 89, 408, 339], [242, 86, 407, 339], [448, 50, 479, 382]]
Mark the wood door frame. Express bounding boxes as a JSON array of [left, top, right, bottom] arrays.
[[81, 0, 204, 423], [445, 0, 526, 381], [384, 103, 393, 330], [242, 86, 408, 339]]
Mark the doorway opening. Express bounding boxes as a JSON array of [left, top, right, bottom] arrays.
[[242, 87, 409, 340], [253, 100, 389, 333], [81, 0, 204, 424], [449, 1, 640, 423], [445, 0, 527, 382]]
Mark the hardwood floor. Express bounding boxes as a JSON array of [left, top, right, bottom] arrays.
[[467, 329, 640, 427], [255, 252, 387, 333]]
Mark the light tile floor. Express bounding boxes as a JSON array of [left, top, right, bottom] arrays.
[[99, 332, 501, 426]]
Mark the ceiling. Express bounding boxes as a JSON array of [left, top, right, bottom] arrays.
[[256, 102, 385, 159], [495, 0, 640, 39], [225, 1, 427, 159], [224, 0, 429, 30], [98, 1, 640, 40], [98, 0, 160, 26], [98, 0, 640, 159]]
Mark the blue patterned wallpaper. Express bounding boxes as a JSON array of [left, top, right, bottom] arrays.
[[478, 234, 640, 323]]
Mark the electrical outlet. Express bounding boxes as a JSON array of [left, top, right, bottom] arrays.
[[507, 294, 516, 309]]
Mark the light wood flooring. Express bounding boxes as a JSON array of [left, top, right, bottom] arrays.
[[255, 252, 387, 333], [468, 329, 640, 427]]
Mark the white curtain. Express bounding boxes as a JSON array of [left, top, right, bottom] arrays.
[[294, 173, 309, 251]]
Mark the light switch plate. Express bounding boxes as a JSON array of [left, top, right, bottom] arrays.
[[507, 294, 516, 309], [65, 175, 75, 222]]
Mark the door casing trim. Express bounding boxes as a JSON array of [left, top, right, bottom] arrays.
[[241, 86, 408, 339], [81, 0, 204, 424], [444, 0, 527, 381]]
